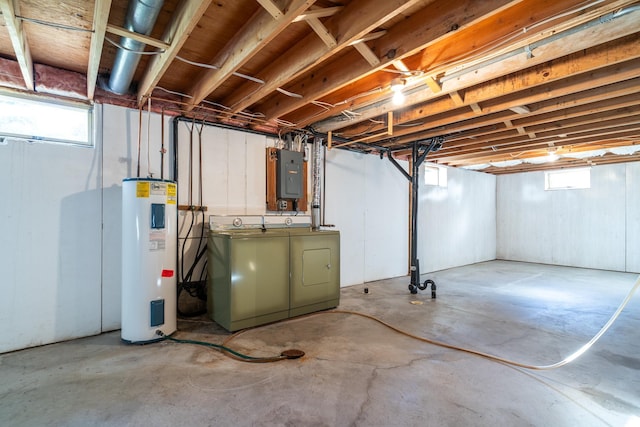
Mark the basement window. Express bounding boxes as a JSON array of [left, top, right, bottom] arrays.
[[545, 168, 591, 190], [424, 165, 447, 187], [0, 93, 92, 146]]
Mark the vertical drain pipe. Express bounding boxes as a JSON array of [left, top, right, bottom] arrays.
[[311, 137, 323, 230], [108, 0, 165, 94]]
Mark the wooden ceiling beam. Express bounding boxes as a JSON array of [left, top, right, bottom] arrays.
[[306, 17, 337, 48], [341, 37, 640, 144], [186, 0, 315, 110], [137, 0, 212, 105], [292, 6, 343, 22], [87, 0, 112, 100], [485, 152, 640, 174], [390, 110, 640, 157], [259, 0, 516, 122], [348, 31, 387, 46], [443, 104, 640, 147], [449, 91, 464, 106], [312, 4, 640, 132], [445, 143, 640, 168], [390, 113, 640, 161], [395, 133, 640, 164], [106, 24, 171, 50], [376, 78, 640, 148], [449, 140, 638, 165], [294, 0, 634, 129], [256, 0, 284, 20], [221, 0, 425, 114], [353, 42, 380, 67], [431, 116, 640, 159], [436, 126, 640, 164], [0, 0, 34, 90]]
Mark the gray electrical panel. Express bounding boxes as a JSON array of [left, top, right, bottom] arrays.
[[277, 150, 304, 199]]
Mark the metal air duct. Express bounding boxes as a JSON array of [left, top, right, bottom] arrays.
[[107, 0, 165, 94], [311, 137, 322, 230]]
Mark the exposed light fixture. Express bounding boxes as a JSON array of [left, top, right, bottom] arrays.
[[547, 148, 559, 162], [390, 78, 406, 105], [392, 91, 405, 105]]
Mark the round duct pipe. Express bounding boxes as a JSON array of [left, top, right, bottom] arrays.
[[108, 0, 165, 95], [311, 137, 323, 230]]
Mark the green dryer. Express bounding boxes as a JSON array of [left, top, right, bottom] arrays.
[[288, 229, 340, 317]]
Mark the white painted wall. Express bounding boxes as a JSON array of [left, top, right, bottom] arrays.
[[627, 162, 640, 273], [325, 150, 409, 286], [174, 123, 271, 216], [418, 164, 497, 273], [497, 162, 638, 272], [0, 120, 102, 353], [7, 99, 634, 354]]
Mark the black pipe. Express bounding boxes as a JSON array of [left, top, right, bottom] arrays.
[[386, 150, 411, 182], [175, 115, 279, 139], [172, 116, 179, 300], [382, 137, 443, 293], [172, 117, 178, 182], [410, 141, 420, 292], [160, 110, 165, 179]]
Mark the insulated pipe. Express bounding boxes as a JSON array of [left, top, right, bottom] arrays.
[[311, 137, 323, 230], [108, 0, 165, 94]]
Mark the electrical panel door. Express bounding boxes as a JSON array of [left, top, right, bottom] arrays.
[[276, 149, 304, 199]]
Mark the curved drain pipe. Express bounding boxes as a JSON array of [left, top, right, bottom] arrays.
[[108, 0, 165, 94]]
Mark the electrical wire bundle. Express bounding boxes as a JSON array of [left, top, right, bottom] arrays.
[[177, 120, 208, 317]]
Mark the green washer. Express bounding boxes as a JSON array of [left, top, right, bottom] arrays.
[[207, 229, 290, 332]]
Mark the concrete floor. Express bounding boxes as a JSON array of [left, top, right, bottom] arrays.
[[1, 260, 639, 426]]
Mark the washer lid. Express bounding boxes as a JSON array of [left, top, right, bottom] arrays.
[[209, 215, 264, 230], [263, 215, 311, 228]]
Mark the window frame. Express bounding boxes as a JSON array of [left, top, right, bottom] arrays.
[[0, 92, 93, 147], [544, 167, 591, 191], [424, 164, 448, 187]]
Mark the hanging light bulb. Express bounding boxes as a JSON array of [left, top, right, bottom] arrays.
[[390, 78, 406, 105], [547, 148, 559, 162], [392, 90, 405, 105]]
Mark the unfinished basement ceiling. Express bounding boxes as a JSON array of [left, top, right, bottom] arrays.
[[0, 0, 639, 173]]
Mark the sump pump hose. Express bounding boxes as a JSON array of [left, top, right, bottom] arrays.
[[331, 273, 640, 370]]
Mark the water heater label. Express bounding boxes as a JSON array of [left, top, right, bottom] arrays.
[[149, 231, 166, 251], [150, 182, 166, 196], [167, 183, 177, 205], [136, 182, 150, 198]]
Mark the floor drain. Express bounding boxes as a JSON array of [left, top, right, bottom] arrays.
[[281, 349, 305, 359]]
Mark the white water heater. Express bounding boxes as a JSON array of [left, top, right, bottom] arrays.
[[121, 178, 177, 343]]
